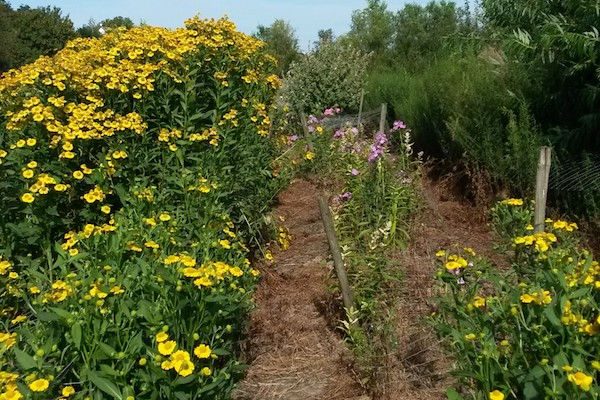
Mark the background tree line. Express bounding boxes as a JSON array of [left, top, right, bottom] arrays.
[[0, 0, 133, 72], [259, 0, 600, 218]]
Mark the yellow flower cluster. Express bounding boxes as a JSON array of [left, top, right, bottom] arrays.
[[514, 231, 557, 252], [445, 254, 468, 271], [501, 198, 524, 206], [561, 301, 600, 335], [155, 331, 213, 377], [520, 289, 552, 305]]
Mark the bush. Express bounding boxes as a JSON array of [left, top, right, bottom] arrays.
[[282, 42, 370, 114], [0, 17, 281, 398], [367, 55, 541, 195], [433, 200, 599, 399]]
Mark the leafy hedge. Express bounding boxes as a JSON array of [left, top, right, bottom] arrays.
[[0, 17, 281, 399]]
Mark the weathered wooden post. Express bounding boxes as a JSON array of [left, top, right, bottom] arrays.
[[379, 103, 387, 134], [318, 196, 354, 311], [534, 146, 552, 233], [299, 110, 314, 151], [357, 89, 365, 128]]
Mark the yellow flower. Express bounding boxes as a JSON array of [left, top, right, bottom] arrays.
[[27, 161, 37, 168], [29, 379, 49, 392], [175, 359, 195, 376], [22, 169, 34, 179], [489, 390, 504, 400], [504, 198, 523, 206], [21, 193, 34, 203], [161, 360, 173, 370], [472, 296, 486, 308], [62, 386, 75, 397], [194, 344, 211, 359], [568, 371, 593, 391], [156, 332, 168, 342], [54, 184, 67, 192], [464, 333, 476, 341], [138, 357, 147, 366], [158, 340, 176, 355], [101, 205, 111, 214], [29, 286, 40, 294], [200, 367, 212, 376], [73, 170, 84, 180], [145, 241, 159, 249], [10, 315, 27, 324], [159, 212, 171, 221], [219, 239, 231, 249], [145, 217, 156, 226], [26, 138, 37, 146], [304, 151, 315, 160]]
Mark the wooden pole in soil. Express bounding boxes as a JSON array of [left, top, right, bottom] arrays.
[[318, 196, 354, 311], [299, 111, 314, 151], [357, 89, 365, 128], [379, 103, 387, 134], [534, 146, 552, 233]]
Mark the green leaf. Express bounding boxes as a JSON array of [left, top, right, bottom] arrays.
[[88, 370, 123, 399], [445, 388, 464, 400], [543, 306, 562, 328], [49, 307, 71, 320], [71, 323, 82, 349], [14, 348, 37, 370]]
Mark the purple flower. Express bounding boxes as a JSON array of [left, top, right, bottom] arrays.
[[350, 168, 360, 176], [308, 116, 319, 124], [391, 120, 407, 131], [308, 125, 315, 133], [323, 108, 335, 116], [335, 107, 341, 114], [333, 129, 344, 139], [341, 191, 353, 200], [368, 131, 388, 162]]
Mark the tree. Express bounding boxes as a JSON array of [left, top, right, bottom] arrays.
[[393, 1, 461, 60], [77, 16, 135, 38], [255, 20, 300, 76], [348, 0, 395, 58], [0, 4, 75, 71], [317, 29, 334, 47], [0, 0, 18, 71]]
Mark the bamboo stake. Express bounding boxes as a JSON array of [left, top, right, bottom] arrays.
[[318, 196, 354, 310]]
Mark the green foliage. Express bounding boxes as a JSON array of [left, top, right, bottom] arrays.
[[0, 18, 281, 398], [348, 0, 395, 59], [433, 203, 597, 399], [255, 19, 300, 76], [283, 42, 370, 114], [367, 55, 541, 195], [482, 0, 600, 153], [77, 17, 135, 38], [0, 4, 75, 71]]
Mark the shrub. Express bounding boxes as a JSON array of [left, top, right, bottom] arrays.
[[367, 55, 541, 195], [282, 42, 370, 114], [433, 200, 599, 399], [0, 17, 280, 398]]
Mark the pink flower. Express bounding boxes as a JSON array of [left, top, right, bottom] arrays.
[[391, 120, 406, 131], [351, 168, 360, 176]]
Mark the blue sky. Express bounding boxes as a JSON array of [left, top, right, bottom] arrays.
[[9, 0, 431, 49]]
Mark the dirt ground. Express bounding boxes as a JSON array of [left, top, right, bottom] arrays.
[[233, 178, 367, 400], [235, 174, 499, 400]]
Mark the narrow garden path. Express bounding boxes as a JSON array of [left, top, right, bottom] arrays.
[[379, 176, 501, 400], [235, 174, 501, 400], [234, 178, 367, 400]]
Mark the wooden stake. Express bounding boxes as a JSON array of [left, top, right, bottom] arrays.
[[379, 103, 387, 134], [299, 111, 314, 151], [318, 196, 354, 310], [534, 146, 552, 233], [357, 89, 365, 128]]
